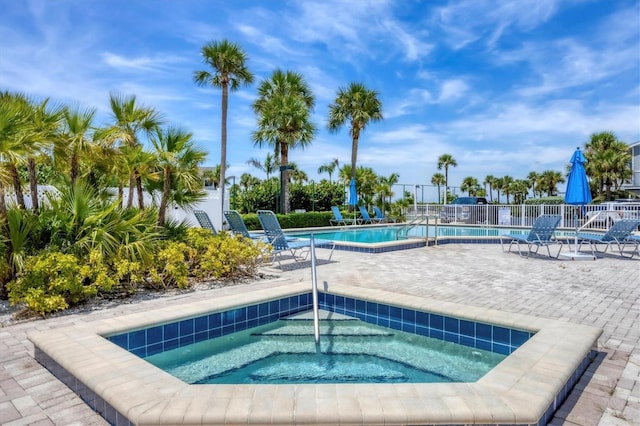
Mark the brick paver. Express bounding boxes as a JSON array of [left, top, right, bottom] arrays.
[[0, 244, 638, 425]]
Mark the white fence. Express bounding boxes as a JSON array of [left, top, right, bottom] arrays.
[[410, 203, 640, 231]]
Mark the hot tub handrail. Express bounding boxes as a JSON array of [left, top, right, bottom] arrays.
[[310, 234, 320, 345]]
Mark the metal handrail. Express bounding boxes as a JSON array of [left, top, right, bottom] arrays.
[[310, 234, 320, 345], [396, 216, 427, 240]]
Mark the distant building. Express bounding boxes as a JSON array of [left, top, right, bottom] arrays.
[[620, 141, 640, 197]]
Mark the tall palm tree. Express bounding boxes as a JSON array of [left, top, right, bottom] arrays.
[[500, 175, 514, 203], [318, 158, 339, 183], [584, 131, 632, 200], [247, 152, 279, 180], [327, 82, 383, 185], [538, 170, 565, 197], [437, 154, 457, 204], [376, 172, 399, 211], [526, 171, 539, 198], [105, 93, 163, 209], [483, 175, 496, 202], [150, 127, 207, 225], [194, 39, 254, 215], [431, 172, 446, 204], [461, 176, 479, 196], [59, 106, 97, 187], [252, 69, 316, 213]]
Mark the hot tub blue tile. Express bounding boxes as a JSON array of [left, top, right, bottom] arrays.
[[511, 329, 530, 346], [164, 338, 179, 351], [208, 313, 222, 328], [476, 339, 492, 352], [444, 317, 459, 334], [493, 326, 510, 345], [147, 342, 164, 356], [194, 317, 208, 334], [460, 319, 475, 337], [147, 326, 163, 345], [163, 323, 178, 340], [258, 302, 269, 317], [416, 311, 429, 326], [129, 330, 146, 349], [109, 333, 128, 349], [476, 323, 491, 340], [402, 308, 416, 324], [430, 314, 444, 330], [389, 306, 402, 322], [444, 332, 459, 344], [179, 319, 194, 336]]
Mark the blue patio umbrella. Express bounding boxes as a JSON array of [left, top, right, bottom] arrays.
[[564, 147, 592, 257]]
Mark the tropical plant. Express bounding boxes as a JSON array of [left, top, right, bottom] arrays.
[[500, 176, 514, 203], [431, 172, 446, 204], [252, 69, 316, 213], [194, 39, 254, 215], [327, 82, 383, 185], [437, 154, 457, 204], [318, 158, 339, 183], [461, 176, 479, 196], [483, 175, 496, 202], [526, 171, 539, 198], [537, 170, 565, 197], [104, 93, 164, 209], [247, 152, 279, 180], [58, 106, 97, 187], [584, 132, 632, 200], [149, 126, 207, 225]]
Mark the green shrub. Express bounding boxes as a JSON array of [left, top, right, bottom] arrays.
[[8, 251, 97, 315]]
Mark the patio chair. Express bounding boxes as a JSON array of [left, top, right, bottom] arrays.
[[193, 210, 217, 234], [224, 210, 263, 239], [500, 214, 562, 258], [373, 206, 395, 223], [330, 206, 359, 226], [358, 206, 384, 224], [576, 219, 640, 258], [257, 210, 335, 266]]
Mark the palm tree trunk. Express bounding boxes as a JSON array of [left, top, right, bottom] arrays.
[[280, 143, 289, 214], [135, 171, 144, 209], [9, 164, 25, 209], [0, 183, 7, 221], [28, 158, 39, 213], [219, 82, 228, 218], [70, 154, 79, 187], [127, 175, 135, 208], [158, 167, 170, 226]]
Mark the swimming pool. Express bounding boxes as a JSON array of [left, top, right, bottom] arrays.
[[31, 282, 600, 426]]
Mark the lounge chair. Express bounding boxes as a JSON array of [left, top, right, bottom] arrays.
[[373, 206, 395, 223], [257, 210, 335, 266], [500, 214, 562, 258], [576, 219, 640, 258], [330, 206, 359, 226], [193, 210, 217, 234], [224, 210, 263, 239], [359, 206, 384, 224]]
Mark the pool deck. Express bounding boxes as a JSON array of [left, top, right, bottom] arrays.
[[1, 243, 638, 425]]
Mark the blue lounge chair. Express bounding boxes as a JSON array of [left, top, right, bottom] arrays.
[[500, 214, 562, 258], [257, 210, 335, 266], [373, 206, 395, 223], [330, 206, 359, 226], [359, 206, 384, 224], [193, 210, 217, 234], [224, 210, 263, 239], [576, 219, 640, 258]]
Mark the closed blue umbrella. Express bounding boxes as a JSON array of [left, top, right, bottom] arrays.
[[349, 178, 358, 225], [564, 147, 592, 258], [565, 147, 591, 206]]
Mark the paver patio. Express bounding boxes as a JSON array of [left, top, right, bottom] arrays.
[[0, 243, 638, 425]]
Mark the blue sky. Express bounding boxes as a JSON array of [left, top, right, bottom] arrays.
[[1, 0, 639, 200]]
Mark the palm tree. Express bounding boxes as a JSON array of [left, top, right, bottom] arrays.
[[538, 170, 565, 197], [461, 176, 479, 196], [376, 172, 399, 211], [150, 127, 207, 225], [431, 172, 446, 204], [500, 176, 514, 203], [318, 158, 339, 183], [584, 131, 632, 200], [526, 171, 539, 198], [437, 154, 457, 204], [252, 69, 316, 213], [59, 106, 97, 187], [247, 152, 279, 180], [327, 82, 383, 185], [194, 39, 254, 216], [104, 93, 163, 209], [483, 175, 496, 202]]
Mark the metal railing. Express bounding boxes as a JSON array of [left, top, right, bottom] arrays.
[[407, 203, 640, 231]]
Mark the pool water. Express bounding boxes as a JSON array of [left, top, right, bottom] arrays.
[[296, 225, 527, 243], [145, 313, 505, 385]]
